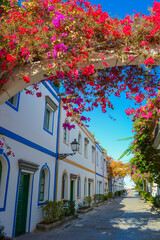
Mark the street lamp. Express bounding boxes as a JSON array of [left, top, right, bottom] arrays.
[[58, 139, 79, 160]]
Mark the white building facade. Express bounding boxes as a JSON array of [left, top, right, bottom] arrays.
[[56, 105, 96, 208], [0, 81, 61, 237], [0, 83, 125, 238]]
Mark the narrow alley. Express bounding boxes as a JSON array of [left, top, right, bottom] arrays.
[[15, 191, 160, 240]]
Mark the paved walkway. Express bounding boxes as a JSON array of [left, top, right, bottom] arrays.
[[16, 191, 160, 240]]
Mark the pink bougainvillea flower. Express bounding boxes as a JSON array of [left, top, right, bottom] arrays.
[[36, 92, 42, 97], [129, 56, 134, 62], [141, 41, 148, 46], [23, 76, 30, 83], [66, 111, 72, 117], [144, 58, 155, 65], [102, 62, 109, 67], [125, 47, 130, 51]]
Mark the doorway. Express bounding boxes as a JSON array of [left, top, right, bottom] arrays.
[[15, 172, 30, 236], [88, 182, 91, 197], [70, 180, 75, 201]]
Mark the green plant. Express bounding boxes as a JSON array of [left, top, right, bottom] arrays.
[[63, 200, 75, 216], [41, 201, 58, 223], [68, 200, 76, 216], [114, 191, 118, 197], [151, 195, 160, 207], [78, 201, 84, 209], [108, 192, 113, 199], [86, 197, 92, 206], [0, 225, 6, 240], [42, 200, 68, 223]]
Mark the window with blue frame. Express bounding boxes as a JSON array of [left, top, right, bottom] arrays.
[[6, 93, 20, 111], [39, 170, 45, 202], [43, 96, 58, 134]]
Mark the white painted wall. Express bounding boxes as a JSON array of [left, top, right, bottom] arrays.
[[0, 82, 59, 237]]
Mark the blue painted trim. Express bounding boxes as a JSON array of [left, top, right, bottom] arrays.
[[96, 143, 103, 154], [28, 174, 34, 232], [38, 164, 51, 206], [5, 92, 21, 112], [48, 81, 59, 93], [0, 126, 57, 158], [0, 148, 3, 155], [43, 102, 55, 135], [96, 173, 103, 178], [0, 152, 10, 212], [53, 98, 61, 201], [12, 169, 22, 238], [42, 82, 60, 102]]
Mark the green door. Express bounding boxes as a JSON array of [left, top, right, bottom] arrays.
[[70, 180, 74, 201], [15, 172, 30, 236], [88, 183, 91, 197]]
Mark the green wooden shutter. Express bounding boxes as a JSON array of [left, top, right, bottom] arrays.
[[39, 170, 45, 202]]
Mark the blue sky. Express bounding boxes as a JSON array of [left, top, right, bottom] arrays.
[[85, 0, 155, 161], [84, 0, 155, 186], [89, 0, 154, 19]]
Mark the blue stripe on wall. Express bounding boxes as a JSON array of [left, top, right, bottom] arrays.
[[42, 82, 60, 102], [48, 81, 59, 93], [96, 172, 103, 178], [53, 98, 61, 201], [96, 144, 103, 154], [0, 126, 57, 158]]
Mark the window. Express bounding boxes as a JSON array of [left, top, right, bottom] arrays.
[[97, 180, 99, 194], [104, 160, 106, 171], [84, 178, 87, 196], [78, 134, 82, 153], [101, 156, 103, 169], [84, 138, 89, 158], [39, 170, 45, 202], [77, 177, 81, 198], [44, 104, 54, 133], [96, 152, 98, 166], [84, 142, 87, 157], [92, 146, 95, 163], [44, 96, 58, 134], [6, 93, 20, 111], [64, 120, 69, 145], [38, 166, 50, 205], [62, 172, 67, 200], [92, 181, 94, 195]]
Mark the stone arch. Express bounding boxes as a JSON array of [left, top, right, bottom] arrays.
[[0, 47, 159, 104]]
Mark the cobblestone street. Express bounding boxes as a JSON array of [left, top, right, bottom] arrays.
[[15, 191, 160, 240]]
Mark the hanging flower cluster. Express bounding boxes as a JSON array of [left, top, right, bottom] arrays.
[[128, 95, 160, 185], [1, 0, 160, 118]]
